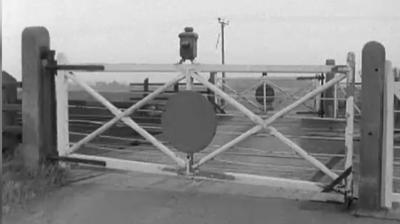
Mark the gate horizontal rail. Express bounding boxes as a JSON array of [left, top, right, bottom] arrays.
[[52, 63, 350, 73]]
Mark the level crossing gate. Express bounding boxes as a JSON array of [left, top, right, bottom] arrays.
[[52, 59, 356, 202], [21, 26, 357, 205]]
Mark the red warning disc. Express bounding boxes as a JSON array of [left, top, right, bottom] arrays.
[[161, 91, 217, 153], [255, 84, 275, 105]]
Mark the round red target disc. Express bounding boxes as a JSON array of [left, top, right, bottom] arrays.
[[255, 84, 275, 105], [161, 91, 217, 153]]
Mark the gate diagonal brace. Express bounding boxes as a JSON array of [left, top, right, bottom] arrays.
[[221, 82, 263, 111], [264, 78, 315, 111], [64, 72, 186, 167], [322, 166, 352, 193], [191, 71, 346, 180]]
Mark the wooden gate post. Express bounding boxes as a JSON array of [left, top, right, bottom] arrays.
[[358, 41, 386, 211], [21, 27, 57, 170], [208, 72, 216, 103], [143, 78, 149, 97]]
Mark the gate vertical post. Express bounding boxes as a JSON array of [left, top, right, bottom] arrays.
[[55, 53, 70, 156], [21, 27, 57, 170], [185, 68, 192, 90], [262, 72, 267, 112], [318, 73, 325, 117], [382, 60, 394, 208], [359, 41, 386, 211], [323, 59, 335, 117], [345, 52, 355, 196]]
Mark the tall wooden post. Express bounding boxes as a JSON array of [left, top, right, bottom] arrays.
[[174, 82, 179, 93], [208, 72, 216, 103], [359, 41, 386, 211], [143, 78, 149, 97], [21, 27, 57, 170], [394, 68, 400, 130], [322, 59, 335, 117]]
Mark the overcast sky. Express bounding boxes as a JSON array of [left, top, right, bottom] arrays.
[[3, 0, 400, 82]]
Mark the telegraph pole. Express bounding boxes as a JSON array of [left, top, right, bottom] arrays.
[[218, 18, 229, 107], [218, 18, 229, 79]]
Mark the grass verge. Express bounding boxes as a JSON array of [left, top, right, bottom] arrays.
[[2, 144, 69, 214]]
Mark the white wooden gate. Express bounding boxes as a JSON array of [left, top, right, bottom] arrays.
[[54, 53, 355, 202], [382, 61, 400, 208]]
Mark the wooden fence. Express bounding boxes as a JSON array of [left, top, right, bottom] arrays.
[[2, 71, 22, 152]]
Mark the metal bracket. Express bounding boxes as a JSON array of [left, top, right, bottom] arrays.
[[42, 50, 58, 73], [322, 166, 352, 193]]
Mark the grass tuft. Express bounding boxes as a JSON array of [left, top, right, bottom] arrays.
[[2, 144, 69, 214]]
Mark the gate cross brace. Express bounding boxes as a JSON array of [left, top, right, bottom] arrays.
[[191, 71, 346, 180], [65, 72, 187, 167]]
